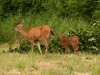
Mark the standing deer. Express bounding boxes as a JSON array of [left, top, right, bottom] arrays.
[[12, 20, 54, 55], [58, 32, 81, 54]]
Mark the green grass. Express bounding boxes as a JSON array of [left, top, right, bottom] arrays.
[[0, 50, 100, 75]]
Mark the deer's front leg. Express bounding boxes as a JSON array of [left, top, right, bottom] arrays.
[[65, 47, 69, 54], [30, 40, 34, 51]]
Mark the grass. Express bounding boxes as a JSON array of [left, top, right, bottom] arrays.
[[0, 44, 100, 75], [0, 13, 90, 43]]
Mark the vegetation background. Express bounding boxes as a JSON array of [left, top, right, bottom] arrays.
[[0, 0, 100, 53], [0, 0, 100, 75]]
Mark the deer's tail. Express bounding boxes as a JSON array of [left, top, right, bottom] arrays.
[[78, 37, 82, 44], [50, 28, 54, 36]]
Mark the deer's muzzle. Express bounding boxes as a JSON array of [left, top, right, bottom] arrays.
[[12, 28, 14, 31]]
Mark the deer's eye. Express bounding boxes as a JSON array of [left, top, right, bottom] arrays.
[[16, 26, 19, 28]]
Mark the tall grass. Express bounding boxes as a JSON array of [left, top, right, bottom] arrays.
[[0, 12, 89, 43]]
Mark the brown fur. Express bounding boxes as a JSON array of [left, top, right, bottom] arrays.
[[58, 33, 81, 54], [12, 20, 54, 55]]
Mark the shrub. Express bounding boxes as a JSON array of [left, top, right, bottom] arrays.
[[67, 21, 100, 54], [8, 39, 31, 53], [49, 36, 65, 53], [8, 21, 100, 54]]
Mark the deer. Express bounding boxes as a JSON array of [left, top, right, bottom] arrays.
[[12, 20, 54, 55], [58, 32, 81, 54]]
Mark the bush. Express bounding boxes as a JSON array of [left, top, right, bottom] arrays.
[[67, 21, 100, 54], [49, 36, 65, 53], [0, 0, 99, 21], [8, 39, 31, 53], [8, 21, 100, 54]]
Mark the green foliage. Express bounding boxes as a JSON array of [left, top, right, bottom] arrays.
[[67, 21, 100, 54], [8, 39, 30, 53], [0, 0, 100, 54], [0, 0, 99, 21], [49, 36, 65, 53], [7, 19, 100, 54]]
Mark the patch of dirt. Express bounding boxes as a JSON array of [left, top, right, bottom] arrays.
[[82, 56, 97, 62], [38, 61, 67, 70], [0, 70, 8, 75], [8, 69, 20, 75], [73, 72, 91, 75], [38, 61, 56, 69], [0, 68, 37, 75], [20, 68, 37, 74]]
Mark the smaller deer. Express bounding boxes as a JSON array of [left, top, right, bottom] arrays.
[[12, 20, 54, 55], [58, 32, 81, 54]]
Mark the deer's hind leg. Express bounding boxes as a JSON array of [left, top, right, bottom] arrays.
[[72, 44, 79, 54], [41, 29, 50, 54], [37, 41, 42, 55], [42, 39, 48, 54]]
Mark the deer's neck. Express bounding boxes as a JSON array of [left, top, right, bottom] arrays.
[[19, 28, 29, 38]]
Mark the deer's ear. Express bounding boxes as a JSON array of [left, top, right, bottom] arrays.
[[20, 20, 24, 25], [63, 31, 66, 35], [57, 32, 60, 36], [57, 32, 59, 34]]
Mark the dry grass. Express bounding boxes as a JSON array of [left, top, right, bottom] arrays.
[[0, 45, 100, 75], [0, 43, 20, 52]]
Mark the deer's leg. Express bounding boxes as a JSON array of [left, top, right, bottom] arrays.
[[42, 39, 48, 54], [41, 29, 51, 54], [30, 40, 34, 51], [46, 33, 51, 44], [72, 45, 79, 54], [65, 47, 69, 54], [37, 41, 42, 55]]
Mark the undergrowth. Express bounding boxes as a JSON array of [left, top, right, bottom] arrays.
[[8, 20, 100, 54]]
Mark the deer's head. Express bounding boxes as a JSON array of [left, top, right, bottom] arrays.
[[12, 20, 24, 31], [58, 32, 66, 39]]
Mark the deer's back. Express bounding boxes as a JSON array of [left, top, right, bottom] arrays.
[[61, 36, 79, 46], [60, 38, 70, 47], [27, 25, 51, 40]]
